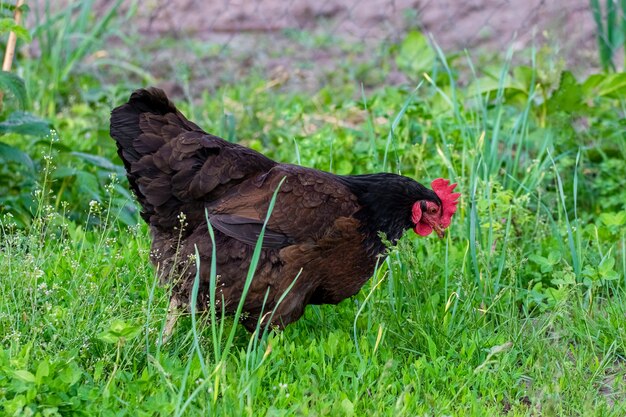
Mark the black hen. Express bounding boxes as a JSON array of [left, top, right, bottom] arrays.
[[110, 88, 460, 332]]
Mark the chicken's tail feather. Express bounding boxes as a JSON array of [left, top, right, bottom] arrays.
[[109, 87, 201, 224], [110, 87, 198, 165], [110, 87, 275, 228]]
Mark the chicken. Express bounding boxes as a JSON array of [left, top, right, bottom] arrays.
[[109, 88, 460, 335]]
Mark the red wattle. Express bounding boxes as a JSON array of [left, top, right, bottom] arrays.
[[415, 222, 433, 236]]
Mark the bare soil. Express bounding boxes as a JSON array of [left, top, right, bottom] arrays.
[[134, 0, 595, 55], [33, 0, 605, 94]]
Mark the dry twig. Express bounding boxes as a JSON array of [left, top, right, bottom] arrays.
[[0, 0, 26, 108]]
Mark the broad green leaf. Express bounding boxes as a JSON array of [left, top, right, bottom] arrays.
[[98, 332, 120, 344], [75, 171, 102, 202], [547, 251, 561, 265], [12, 369, 36, 383], [528, 254, 553, 273], [93, 360, 105, 382], [528, 254, 550, 267], [582, 73, 626, 99], [72, 151, 120, 172], [0, 111, 52, 137], [0, 71, 26, 108], [468, 73, 527, 97], [425, 333, 437, 360], [0, 18, 31, 41], [51, 166, 78, 179], [396, 31, 436, 77], [98, 319, 141, 344], [599, 257, 616, 278], [544, 287, 568, 304], [0, 141, 34, 170], [546, 71, 583, 114], [582, 265, 600, 283], [600, 211, 626, 227], [59, 361, 82, 385], [551, 270, 576, 286], [0, 3, 30, 13], [513, 66, 534, 92], [35, 359, 50, 385]]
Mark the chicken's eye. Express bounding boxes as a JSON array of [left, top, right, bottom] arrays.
[[428, 207, 438, 214]]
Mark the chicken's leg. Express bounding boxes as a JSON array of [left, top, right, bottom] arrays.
[[160, 295, 182, 344]]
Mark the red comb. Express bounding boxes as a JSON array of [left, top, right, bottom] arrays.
[[431, 178, 460, 228]]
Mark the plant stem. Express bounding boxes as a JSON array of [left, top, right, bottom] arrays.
[[0, 0, 26, 110], [2, 0, 25, 72]]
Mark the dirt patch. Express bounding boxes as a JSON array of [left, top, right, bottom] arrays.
[[130, 0, 597, 58], [32, 0, 606, 94]]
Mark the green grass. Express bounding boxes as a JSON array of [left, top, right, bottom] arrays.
[[1, 3, 626, 416]]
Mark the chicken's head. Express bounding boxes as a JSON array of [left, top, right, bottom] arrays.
[[411, 178, 460, 238]]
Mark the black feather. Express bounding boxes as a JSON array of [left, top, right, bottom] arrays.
[[339, 173, 440, 254]]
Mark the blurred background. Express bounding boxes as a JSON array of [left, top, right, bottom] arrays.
[[29, 0, 612, 96]]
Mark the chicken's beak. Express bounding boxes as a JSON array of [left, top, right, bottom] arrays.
[[433, 224, 445, 239]]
